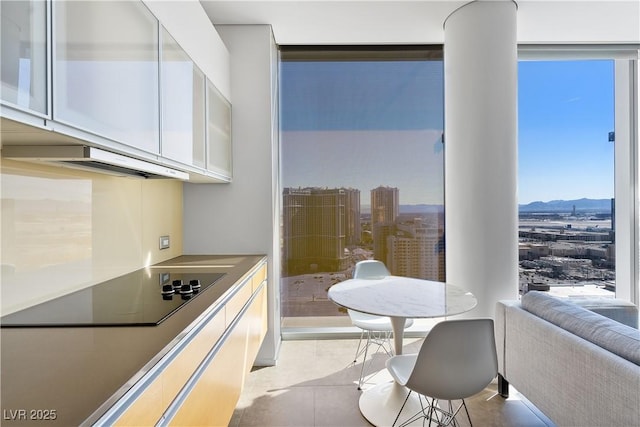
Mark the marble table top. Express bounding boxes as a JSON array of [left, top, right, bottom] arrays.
[[328, 276, 477, 318]]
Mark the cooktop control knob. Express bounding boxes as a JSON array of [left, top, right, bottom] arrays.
[[189, 279, 201, 292], [172, 279, 183, 289], [180, 283, 193, 299], [162, 284, 175, 300]]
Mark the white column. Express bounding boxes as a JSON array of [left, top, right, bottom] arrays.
[[444, 0, 519, 318]]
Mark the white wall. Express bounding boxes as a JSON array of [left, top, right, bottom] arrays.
[[183, 25, 281, 364], [517, 1, 640, 45]]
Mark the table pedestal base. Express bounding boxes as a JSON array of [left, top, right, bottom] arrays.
[[359, 381, 430, 426]]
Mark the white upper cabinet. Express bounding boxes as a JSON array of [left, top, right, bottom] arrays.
[[2, 0, 232, 182], [207, 81, 232, 178], [0, 0, 48, 116], [161, 28, 206, 169], [53, 1, 160, 154]]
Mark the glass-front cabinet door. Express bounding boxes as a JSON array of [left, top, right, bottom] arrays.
[[207, 81, 232, 178], [161, 28, 205, 169], [53, 1, 159, 154], [0, 0, 47, 115]]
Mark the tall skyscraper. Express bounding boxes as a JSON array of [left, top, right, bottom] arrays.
[[371, 186, 399, 225], [371, 186, 399, 261], [282, 187, 357, 274], [344, 189, 361, 247]]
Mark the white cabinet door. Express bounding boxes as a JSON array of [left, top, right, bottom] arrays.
[[206, 81, 232, 178], [53, 1, 160, 154], [161, 27, 205, 169], [0, 0, 47, 115]]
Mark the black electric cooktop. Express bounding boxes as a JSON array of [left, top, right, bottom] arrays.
[[0, 269, 226, 328]]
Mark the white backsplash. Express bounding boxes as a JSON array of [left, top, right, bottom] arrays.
[[1, 159, 183, 314]]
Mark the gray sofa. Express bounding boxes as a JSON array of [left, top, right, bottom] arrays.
[[495, 291, 640, 427]]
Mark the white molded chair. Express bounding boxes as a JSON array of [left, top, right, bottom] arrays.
[[349, 260, 414, 389], [385, 318, 498, 427]]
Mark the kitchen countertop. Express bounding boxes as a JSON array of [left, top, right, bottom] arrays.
[[0, 254, 266, 427]]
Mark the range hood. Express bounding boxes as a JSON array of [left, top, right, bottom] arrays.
[[2, 145, 189, 180]]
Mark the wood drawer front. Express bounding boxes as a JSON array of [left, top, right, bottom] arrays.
[[251, 264, 267, 293], [161, 310, 226, 405], [169, 308, 250, 426], [113, 377, 163, 427], [225, 279, 252, 326], [244, 285, 268, 373], [113, 310, 225, 426]]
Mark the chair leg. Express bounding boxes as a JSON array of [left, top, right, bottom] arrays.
[[354, 329, 394, 389], [378, 330, 392, 356], [392, 390, 412, 427], [428, 397, 439, 427], [357, 331, 371, 390], [428, 399, 470, 427], [353, 329, 366, 363], [392, 393, 440, 427], [462, 399, 472, 427]]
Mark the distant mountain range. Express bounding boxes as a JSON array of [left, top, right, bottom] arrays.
[[399, 204, 444, 214], [361, 204, 444, 215], [519, 198, 612, 213], [361, 199, 612, 215]]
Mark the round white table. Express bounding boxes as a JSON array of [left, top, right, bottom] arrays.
[[328, 276, 477, 426]]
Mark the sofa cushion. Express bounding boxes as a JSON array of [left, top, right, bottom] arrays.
[[521, 291, 640, 365]]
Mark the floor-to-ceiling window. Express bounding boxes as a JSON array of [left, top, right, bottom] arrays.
[[518, 52, 639, 304], [518, 59, 615, 296], [279, 46, 444, 332]]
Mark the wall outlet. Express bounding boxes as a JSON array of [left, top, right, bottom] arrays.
[[159, 235, 170, 250], [159, 272, 170, 286]]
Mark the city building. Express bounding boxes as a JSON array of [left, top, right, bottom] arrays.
[[371, 186, 399, 225], [387, 219, 444, 281], [282, 187, 355, 274], [344, 188, 361, 248], [371, 186, 399, 261]]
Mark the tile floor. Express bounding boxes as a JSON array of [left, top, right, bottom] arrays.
[[230, 338, 555, 427]]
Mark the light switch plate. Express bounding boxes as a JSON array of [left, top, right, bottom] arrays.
[[160, 235, 170, 250]]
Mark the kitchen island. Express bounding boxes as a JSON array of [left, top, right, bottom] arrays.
[[0, 254, 267, 426]]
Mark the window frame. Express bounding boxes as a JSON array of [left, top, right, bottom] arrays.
[[518, 45, 640, 305], [278, 45, 446, 337]]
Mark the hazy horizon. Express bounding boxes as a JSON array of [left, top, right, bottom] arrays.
[[281, 58, 615, 206]]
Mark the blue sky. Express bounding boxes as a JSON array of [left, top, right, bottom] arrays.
[[281, 58, 614, 206], [281, 60, 444, 206], [518, 60, 614, 204], [281, 61, 444, 132]]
